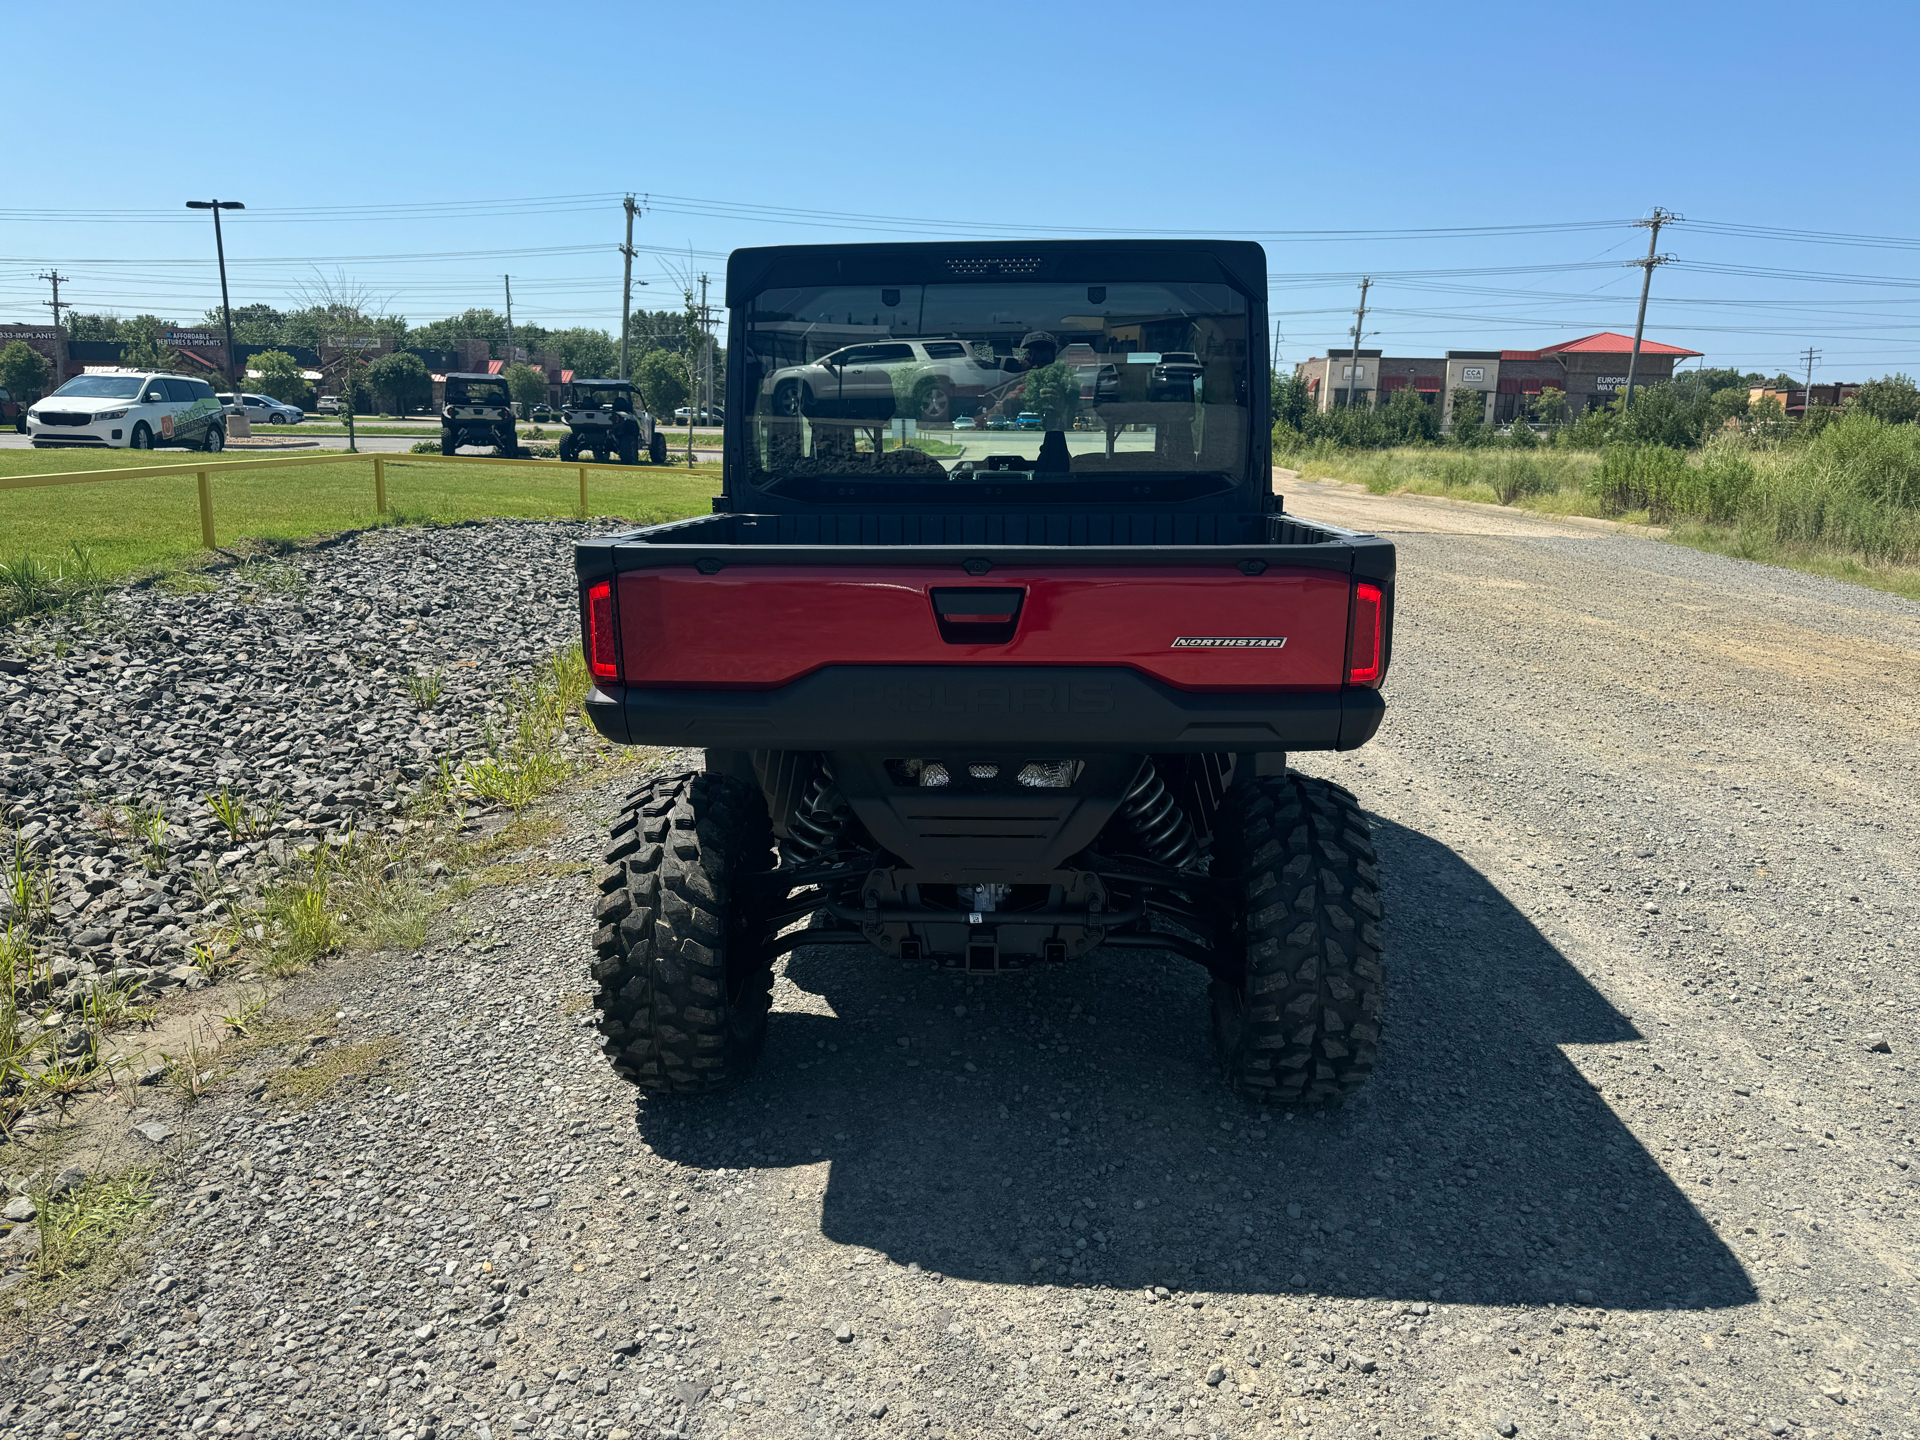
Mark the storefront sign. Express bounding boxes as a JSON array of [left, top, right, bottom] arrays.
[[1461, 366, 1486, 383], [163, 330, 223, 348], [1594, 375, 1628, 392]]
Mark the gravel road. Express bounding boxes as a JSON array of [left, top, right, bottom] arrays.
[[0, 482, 1913, 1441]]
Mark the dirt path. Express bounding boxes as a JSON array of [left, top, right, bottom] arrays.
[[0, 502, 1913, 1441]]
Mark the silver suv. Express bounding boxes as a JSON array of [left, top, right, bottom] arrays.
[[762, 338, 1011, 425]]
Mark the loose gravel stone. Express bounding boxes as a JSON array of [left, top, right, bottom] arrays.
[[0, 495, 1912, 1440]]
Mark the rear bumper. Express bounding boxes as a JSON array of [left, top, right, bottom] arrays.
[[586, 665, 1385, 753]]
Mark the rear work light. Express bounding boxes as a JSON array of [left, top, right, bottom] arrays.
[[1347, 582, 1383, 687], [585, 579, 620, 683]]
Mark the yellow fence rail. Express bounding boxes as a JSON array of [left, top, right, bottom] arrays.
[[0, 451, 675, 551]]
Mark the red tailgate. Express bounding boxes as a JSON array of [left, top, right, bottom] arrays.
[[616, 566, 1350, 691]]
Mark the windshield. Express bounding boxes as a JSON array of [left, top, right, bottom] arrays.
[[741, 281, 1248, 496], [447, 380, 510, 406], [571, 386, 633, 410], [53, 376, 146, 400]]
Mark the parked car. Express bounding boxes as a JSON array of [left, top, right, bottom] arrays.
[[317, 395, 341, 414], [762, 337, 1009, 423], [0, 385, 27, 434], [1074, 362, 1121, 405], [217, 392, 305, 425], [530, 403, 555, 422], [672, 406, 725, 425], [1147, 350, 1205, 402], [984, 413, 1015, 431], [27, 371, 227, 451], [1015, 411, 1044, 430]]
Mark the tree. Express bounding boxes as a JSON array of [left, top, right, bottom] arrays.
[[117, 315, 175, 371], [634, 348, 689, 419], [1704, 386, 1751, 430], [0, 341, 52, 403], [204, 303, 286, 345], [547, 327, 619, 378], [1848, 373, 1919, 426], [368, 351, 432, 415], [503, 362, 548, 415], [1380, 384, 1437, 444], [248, 350, 312, 407], [1447, 387, 1487, 446], [1271, 371, 1315, 433], [1530, 387, 1567, 427], [1016, 361, 1081, 429], [627, 308, 697, 354], [67, 313, 125, 341], [409, 308, 510, 350]]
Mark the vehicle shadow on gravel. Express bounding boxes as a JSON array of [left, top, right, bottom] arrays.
[[631, 815, 1756, 1313]]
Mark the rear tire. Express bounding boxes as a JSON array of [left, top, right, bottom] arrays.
[[1210, 773, 1384, 1103], [558, 434, 580, 463], [202, 423, 224, 453], [619, 434, 640, 465], [440, 431, 457, 456], [649, 431, 668, 465], [592, 771, 776, 1094]]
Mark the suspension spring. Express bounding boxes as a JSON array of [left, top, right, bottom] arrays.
[[1119, 757, 1200, 871], [782, 761, 852, 865]]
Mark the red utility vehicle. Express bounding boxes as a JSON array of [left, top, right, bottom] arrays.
[[577, 240, 1394, 1102]]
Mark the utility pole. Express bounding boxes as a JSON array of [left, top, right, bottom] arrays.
[[1799, 346, 1821, 421], [503, 275, 515, 361], [1341, 277, 1371, 410], [37, 271, 70, 330], [618, 194, 638, 381], [698, 273, 713, 426], [1622, 208, 1681, 409]]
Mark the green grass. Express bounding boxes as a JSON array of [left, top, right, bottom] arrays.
[[1286, 436, 1919, 598], [0, 448, 720, 586]]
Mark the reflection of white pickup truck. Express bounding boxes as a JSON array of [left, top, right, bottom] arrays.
[[764, 338, 1010, 423]]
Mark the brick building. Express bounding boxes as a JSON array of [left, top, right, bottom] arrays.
[[1298, 331, 1704, 429]]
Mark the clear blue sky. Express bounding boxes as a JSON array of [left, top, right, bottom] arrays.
[[4, 0, 1915, 380]]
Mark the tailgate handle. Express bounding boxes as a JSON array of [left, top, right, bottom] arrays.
[[930, 587, 1025, 645]]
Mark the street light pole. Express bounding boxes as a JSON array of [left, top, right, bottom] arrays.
[[186, 200, 245, 397]]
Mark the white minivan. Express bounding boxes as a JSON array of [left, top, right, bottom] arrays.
[[27, 371, 229, 451]]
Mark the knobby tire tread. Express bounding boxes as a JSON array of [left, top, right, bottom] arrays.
[[591, 771, 775, 1094], [1212, 773, 1384, 1103]]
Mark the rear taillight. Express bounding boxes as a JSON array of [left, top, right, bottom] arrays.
[[1347, 582, 1382, 687], [585, 579, 620, 682]]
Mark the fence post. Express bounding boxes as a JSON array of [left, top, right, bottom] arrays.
[[577, 465, 588, 518], [195, 469, 215, 550], [373, 455, 388, 516]]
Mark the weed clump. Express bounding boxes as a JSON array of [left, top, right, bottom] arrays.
[[263, 1035, 405, 1109]]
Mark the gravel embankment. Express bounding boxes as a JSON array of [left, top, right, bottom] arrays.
[[0, 522, 593, 1017], [0, 497, 1914, 1441]]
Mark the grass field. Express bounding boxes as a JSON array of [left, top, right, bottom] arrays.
[[1283, 434, 1919, 599], [0, 448, 721, 587]]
